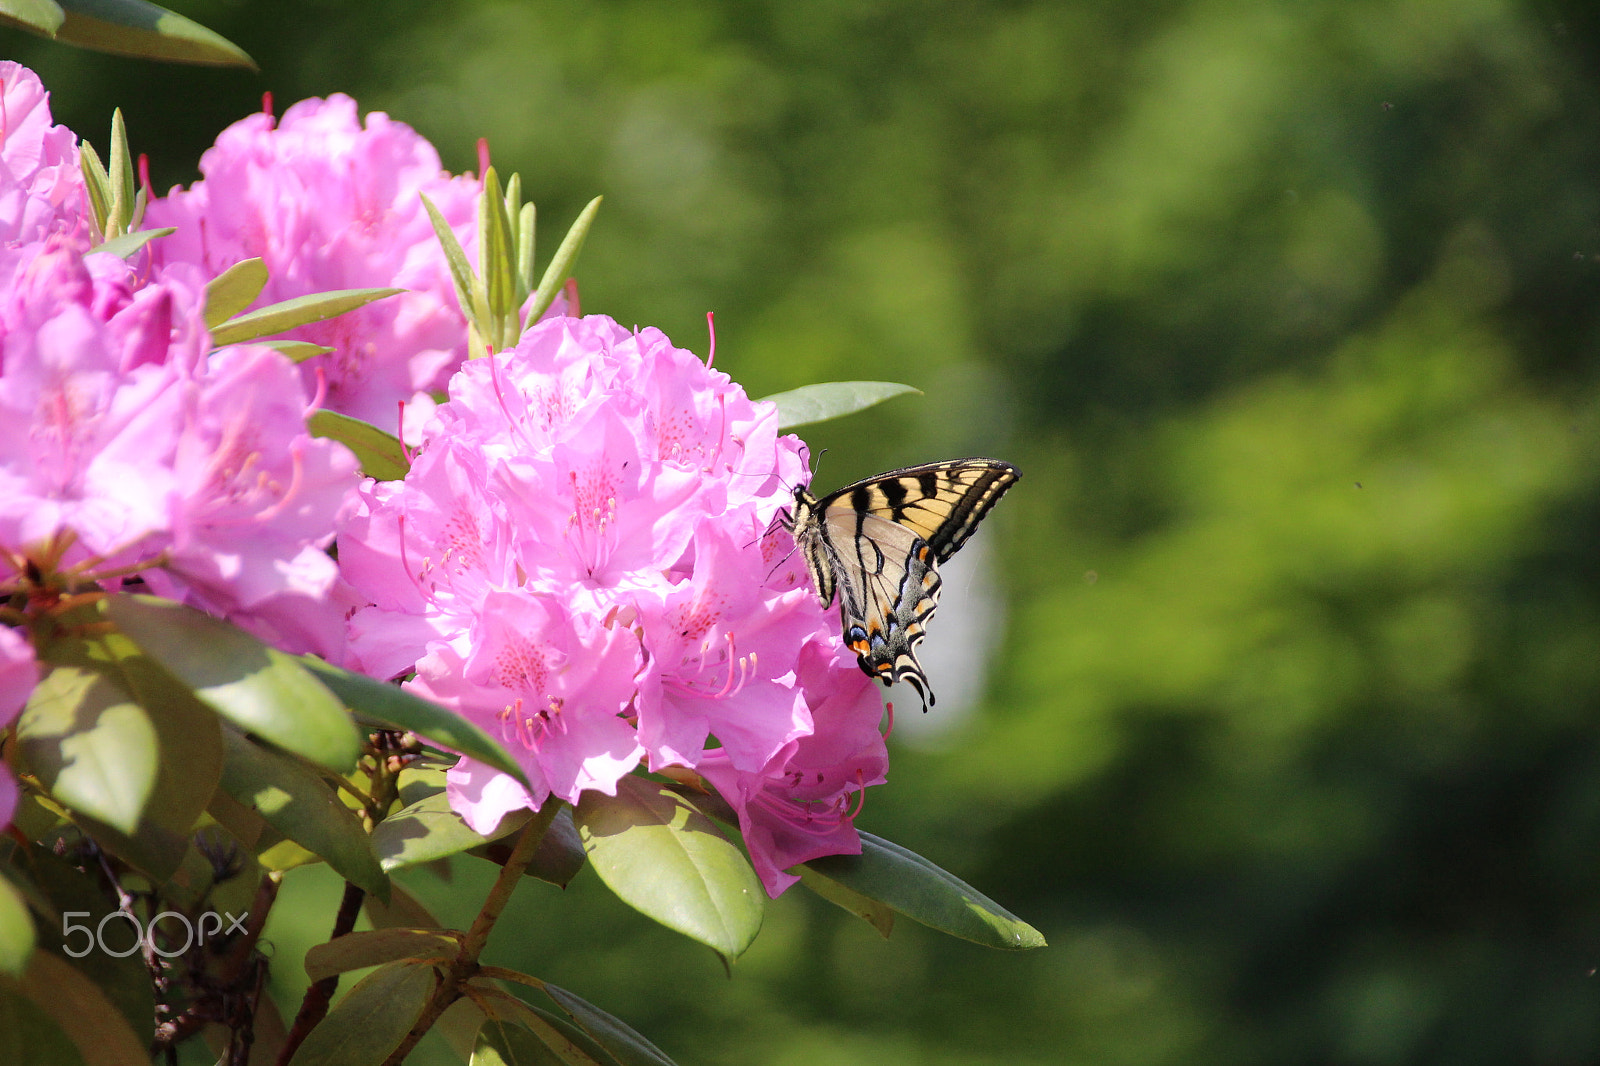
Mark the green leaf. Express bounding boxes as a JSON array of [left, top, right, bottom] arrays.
[[300, 657, 528, 786], [88, 226, 174, 259], [471, 806, 586, 888], [803, 831, 1046, 950], [52, 0, 255, 68], [286, 959, 437, 1066], [542, 982, 680, 1066], [104, 108, 133, 235], [0, 980, 83, 1066], [256, 338, 334, 363], [471, 988, 613, 1066], [77, 141, 111, 233], [0, 875, 34, 977], [15, 664, 157, 834], [218, 728, 389, 901], [421, 191, 476, 327], [105, 594, 361, 772], [796, 863, 895, 938], [475, 1013, 594, 1066], [575, 776, 763, 961], [209, 286, 402, 347], [759, 381, 921, 430], [363, 880, 443, 932], [304, 929, 460, 983], [372, 789, 529, 873], [305, 410, 410, 482], [202, 257, 269, 327], [526, 196, 601, 328], [15, 950, 148, 1066], [0, 0, 65, 35], [480, 167, 518, 340]]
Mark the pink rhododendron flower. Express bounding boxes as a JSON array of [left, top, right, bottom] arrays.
[[0, 62, 86, 283], [340, 314, 888, 891], [145, 94, 482, 425], [0, 624, 38, 828], [0, 236, 361, 656]]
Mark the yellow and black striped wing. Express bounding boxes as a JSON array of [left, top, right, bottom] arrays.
[[787, 457, 1020, 707]]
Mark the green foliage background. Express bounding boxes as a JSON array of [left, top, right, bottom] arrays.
[[12, 0, 1600, 1061]]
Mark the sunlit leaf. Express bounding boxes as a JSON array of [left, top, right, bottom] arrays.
[[209, 286, 401, 347], [202, 256, 268, 327], [0, 875, 34, 977], [804, 831, 1045, 950], [575, 776, 762, 961], [255, 338, 333, 363], [372, 789, 529, 873], [759, 380, 921, 430], [218, 728, 388, 900], [0, 0, 64, 35], [525, 196, 601, 328], [305, 410, 410, 482], [15, 664, 156, 834], [105, 594, 360, 772], [51, 0, 255, 68], [286, 959, 437, 1066], [300, 657, 527, 785], [796, 863, 895, 938], [304, 929, 460, 983], [88, 226, 174, 258]]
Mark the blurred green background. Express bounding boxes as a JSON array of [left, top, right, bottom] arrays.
[[13, 0, 1600, 1061]]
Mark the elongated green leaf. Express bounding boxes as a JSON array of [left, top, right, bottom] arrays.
[[526, 196, 601, 328], [256, 338, 334, 363], [300, 657, 527, 785], [421, 191, 476, 324], [804, 831, 1046, 950], [15, 664, 156, 834], [305, 410, 410, 482], [575, 776, 763, 960], [305, 929, 460, 983], [105, 594, 360, 772], [202, 257, 268, 327], [53, 0, 255, 68], [475, 1012, 600, 1066], [209, 286, 401, 347], [219, 729, 388, 900], [760, 381, 921, 430], [17, 950, 147, 1066], [796, 863, 895, 938], [542, 982, 680, 1066], [88, 226, 173, 259], [0, 875, 34, 977], [372, 789, 529, 872], [471, 988, 614, 1066], [0, 0, 65, 35], [287, 959, 437, 1066], [0, 980, 83, 1066]]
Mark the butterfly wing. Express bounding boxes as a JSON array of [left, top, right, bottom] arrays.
[[797, 458, 1020, 707]]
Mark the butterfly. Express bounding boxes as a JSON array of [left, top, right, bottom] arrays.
[[779, 457, 1020, 709]]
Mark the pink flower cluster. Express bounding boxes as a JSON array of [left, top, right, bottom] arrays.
[[145, 94, 482, 426], [0, 61, 85, 280], [338, 315, 889, 894]]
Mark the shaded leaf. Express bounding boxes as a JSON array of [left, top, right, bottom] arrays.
[[363, 880, 443, 931], [0, 980, 83, 1066], [305, 410, 410, 482], [88, 226, 174, 259], [301, 657, 528, 785], [796, 863, 895, 938], [804, 831, 1046, 950], [202, 256, 268, 327], [15, 664, 156, 834], [471, 807, 586, 888], [0, 874, 34, 977], [53, 0, 255, 67], [105, 594, 360, 772], [219, 729, 388, 901], [0, 0, 65, 35], [575, 776, 762, 961], [286, 959, 437, 1066], [304, 929, 460, 983], [209, 286, 401, 347], [476, 1013, 592, 1066], [372, 789, 529, 873], [15, 950, 147, 1066], [543, 982, 679, 1066], [759, 380, 921, 430], [471, 987, 613, 1066]]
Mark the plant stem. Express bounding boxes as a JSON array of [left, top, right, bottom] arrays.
[[380, 802, 561, 1066]]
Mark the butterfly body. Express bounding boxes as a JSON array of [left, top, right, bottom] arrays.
[[781, 458, 1020, 708]]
